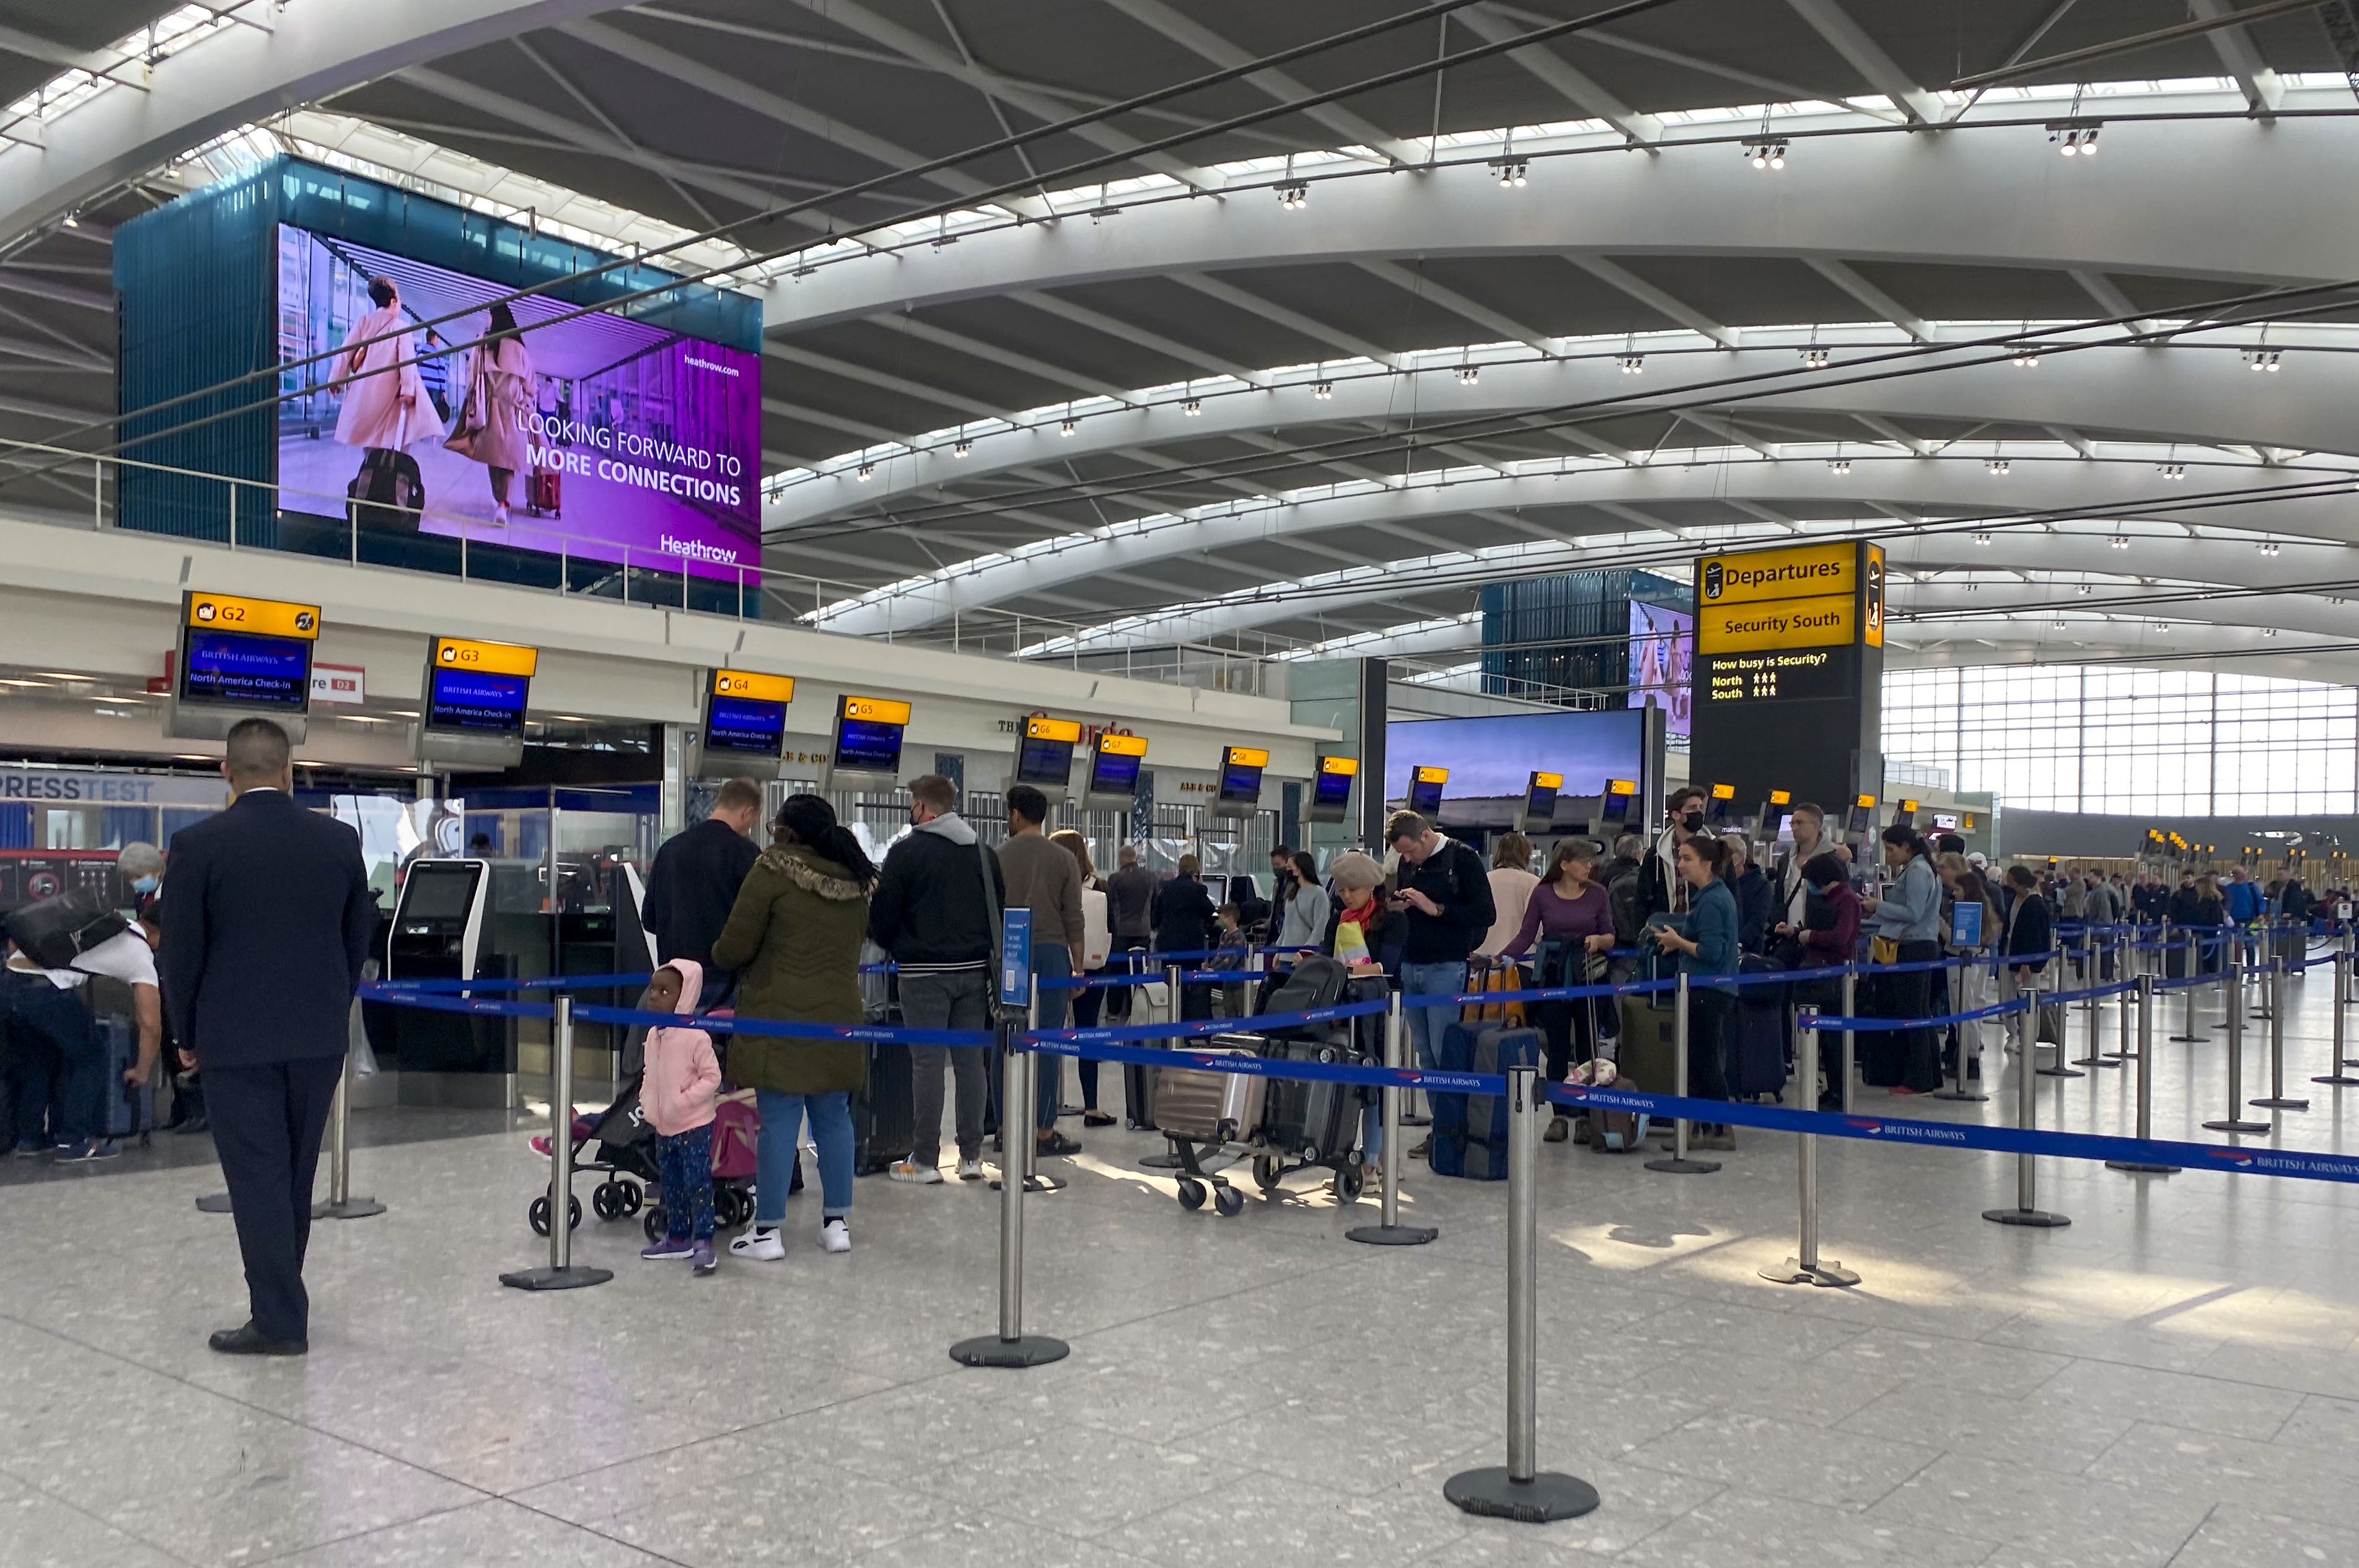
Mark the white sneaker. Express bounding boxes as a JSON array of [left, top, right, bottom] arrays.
[[819, 1219, 851, 1253], [729, 1225, 785, 1261], [887, 1158, 942, 1185], [957, 1157, 985, 1181]]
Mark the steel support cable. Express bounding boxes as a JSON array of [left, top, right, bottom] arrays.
[[5, 0, 1687, 490], [770, 284, 2359, 548]]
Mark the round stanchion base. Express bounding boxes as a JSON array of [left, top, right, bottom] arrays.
[[2036, 1065, 2086, 1079], [195, 1192, 233, 1213], [1759, 1256, 1861, 1288], [1983, 1207, 2071, 1227], [2249, 1097, 2311, 1112], [1930, 1086, 1991, 1102], [1346, 1222, 1440, 1246], [1643, 1155, 1722, 1174], [2310, 1072, 2359, 1086], [498, 1265, 613, 1292], [2106, 1160, 2181, 1174], [2202, 1118, 2272, 1133], [312, 1198, 386, 1220], [949, 1333, 1070, 1369], [988, 1173, 1068, 1193], [2069, 1056, 2123, 1069], [2169, 1031, 2210, 1043], [1399, 1110, 1431, 1128], [1443, 1467, 1601, 1524]]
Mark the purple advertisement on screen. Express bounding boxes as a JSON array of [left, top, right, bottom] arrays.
[[275, 225, 760, 579], [1628, 600, 1692, 738]]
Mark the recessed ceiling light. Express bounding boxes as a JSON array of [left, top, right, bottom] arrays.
[[0, 677, 49, 687], [31, 672, 89, 680]]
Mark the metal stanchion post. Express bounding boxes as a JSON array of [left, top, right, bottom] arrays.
[[1139, 962, 1189, 1170], [1645, 973, 1720, 1175], [1444, 1066, 1599, 1523], [1839, 965, 1857, 1113], [2109, 975, 2179, 1175], [1985, 989, 2070, 1227], [2169, 927, 2207, 1043], [2109, 947, 2134, 1062], [2317, 940, 2359, 1085], [2251, 958, 2309, 1111], [312, 1046, 385, 1220], [952, 1028, 1070, 1369], [2203, 951, 2270, 1134], [995, 989, 1065, 1193], [501, 996, 613, 1290], [1764, 1008, 1859, 1287], [1351, 991, 1438, 1246], [2072, 935, 2121, 1069]]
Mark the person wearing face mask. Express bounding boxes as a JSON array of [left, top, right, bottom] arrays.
[[1642, 786, 1709, 926]]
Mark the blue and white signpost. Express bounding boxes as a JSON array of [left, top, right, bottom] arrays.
[[952, 908, 1069, 1369]]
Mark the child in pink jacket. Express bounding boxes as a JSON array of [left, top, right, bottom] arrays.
[[637, 961, 723, 1275]]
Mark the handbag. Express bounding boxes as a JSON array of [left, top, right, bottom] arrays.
[[1868, 935, 1900, 966]]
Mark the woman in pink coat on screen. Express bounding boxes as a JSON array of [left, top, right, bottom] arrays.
[[330, 276, 434, 465], [443, 300, 537, 527]]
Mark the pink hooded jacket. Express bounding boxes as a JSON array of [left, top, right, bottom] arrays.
[[642, 958, 721, 1138]]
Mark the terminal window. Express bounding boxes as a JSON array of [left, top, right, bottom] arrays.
[[1884, 665, 2358, 816]]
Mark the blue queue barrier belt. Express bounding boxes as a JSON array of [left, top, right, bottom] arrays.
[[355, 983, 996, 1049], [376, 971, 657, 996]]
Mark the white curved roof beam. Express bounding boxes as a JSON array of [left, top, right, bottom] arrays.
[[0, 0, 633, 245], [1781, 0, 1945, 124], [509, 35, 718, 227], [1676, 410, 1778, 459], [1169, 273, 1406, 369], [1564, 256, 1739, 348], [0, 269, 108, 313], [815, 453, 2356, 635], [1457, 4, 1662, 147], [1099, 0, 1423, 167], [767, 331, 2359, 527], [781, 0, 1224, 193], [1485, 1, 1903, 120], [766, 398, 900, 445], [398, 65, 797, 226], [1357, 260, 1557, 358], [1025, 523, 2359, 652], [560, 18, 1047, 221], [1010, 291, 1269, 388], [1853, 414, 1930, 456], [758, 98, 2348, 332], [870, 314, 1138, 405], [763, 342, 1005, 423], [2068, 269, 2156, 338], [2188, 0, 2286, 116], [1806, 258, 1935, 342]]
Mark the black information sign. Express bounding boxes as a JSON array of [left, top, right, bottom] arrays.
[[1698, 645, 1857, 705]]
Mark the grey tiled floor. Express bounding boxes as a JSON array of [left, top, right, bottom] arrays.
[[6, 964, 2358, 1567]]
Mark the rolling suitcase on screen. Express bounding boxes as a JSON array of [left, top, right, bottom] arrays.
[[1428, 1021, 1543, 1180]]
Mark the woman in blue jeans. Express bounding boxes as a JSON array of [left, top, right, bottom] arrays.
[[710, 795, 876, 1260]]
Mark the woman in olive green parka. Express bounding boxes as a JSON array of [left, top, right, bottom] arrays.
[[709, 793, 874, 1257]]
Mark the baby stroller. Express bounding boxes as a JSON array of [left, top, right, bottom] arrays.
[[639, 1089, 758, 1243]]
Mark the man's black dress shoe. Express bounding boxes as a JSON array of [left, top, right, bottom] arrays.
[[208, 1322, 307, 1357]]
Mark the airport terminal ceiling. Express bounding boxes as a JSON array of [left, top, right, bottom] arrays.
[[7, 0, 2359, 694]]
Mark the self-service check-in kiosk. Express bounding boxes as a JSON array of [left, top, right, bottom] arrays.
[[1405, 766, 1447, 818], [380, 857, 514, 1106], [164, 590, 317, 745], [1307, 756, 1357, 825]]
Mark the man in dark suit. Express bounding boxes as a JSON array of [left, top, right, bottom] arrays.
[[641, 776, 762, 1005], [162, 718, 374, 1357]]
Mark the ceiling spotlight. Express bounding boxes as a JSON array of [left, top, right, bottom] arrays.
[[1457, 364, 1481, 385], [2010, 348, 2040, 368], [855, 463, 874, 481], [1060, 418, 1076, 436], [2076, 582, 2092, 595], [1973, 532, 1993, 545], [2259, 541, 2281, 556], [1617, 354, 1645, 375], [1277, 180, 1309, 210], [2109, 534, 2130, 548], [2158, 462, 2185, 478], [1183, 398, 1203, 416], [1312, 381, 1333, 400], [2244, 349, 2282, 372], [1987, 459, 2010, 475], [1491, 157, 1529, 188], [1827, 458, 1851, 475], [2049, 121, 2101, 156], [2263, 627, 2278, 637], [2054, 618, 2069, 629], [1745, 139, 1788, 170], [1800, 347, 1830, 369], [61, 212, 78, 229], [953, 439, 972, 457]]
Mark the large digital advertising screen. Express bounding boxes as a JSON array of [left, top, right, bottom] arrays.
[[1628, 600, 1692, 738], [1384, 711, 1645, 802], [275, 226, 761, 579]]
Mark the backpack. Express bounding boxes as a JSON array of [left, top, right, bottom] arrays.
[[1265, 953, 1350, 1014], [1607, 862, 1646, 947], [2, 890, 128, 971]]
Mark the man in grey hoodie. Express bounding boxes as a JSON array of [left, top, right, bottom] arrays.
[[868, 774, 1005, 1185]]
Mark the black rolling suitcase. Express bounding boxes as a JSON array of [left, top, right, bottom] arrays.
[[1731, 955, 1788, 1100], [852, 1041, 914, 1176], [1259, 1036, 1356, 1165]]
